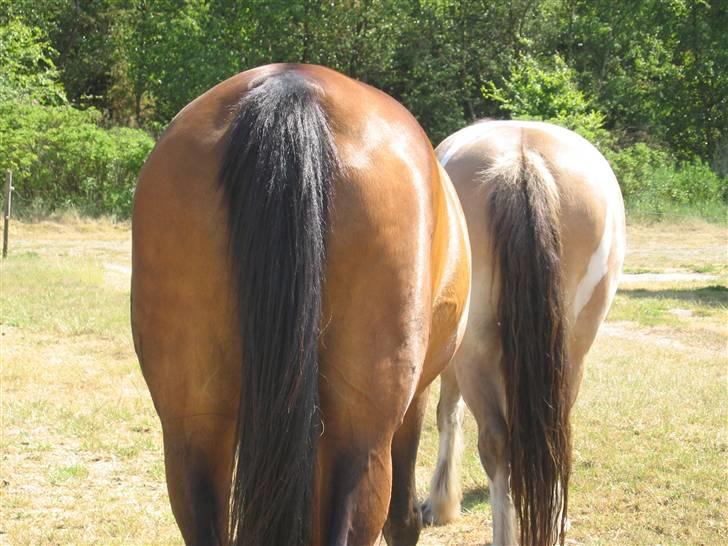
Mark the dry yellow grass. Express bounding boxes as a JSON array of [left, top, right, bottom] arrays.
[[625, 218, 727, 274], [1, 218, 726, 545]]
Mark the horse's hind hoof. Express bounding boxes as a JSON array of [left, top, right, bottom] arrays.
[[420, 499, 435, 527], [421, 497, 460, 527]]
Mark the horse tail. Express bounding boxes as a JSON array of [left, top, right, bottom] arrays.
[[219, 71, 337, 546], [485, 143, 570, 546]]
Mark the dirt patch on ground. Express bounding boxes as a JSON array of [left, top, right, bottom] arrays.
[[7, 219, 131, 263], [599, 320, 726, 356], [601, 321, 690, 351], [625, 220, 727, 273]]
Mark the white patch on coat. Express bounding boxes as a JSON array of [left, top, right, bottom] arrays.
[[574, 203, 613, 318]]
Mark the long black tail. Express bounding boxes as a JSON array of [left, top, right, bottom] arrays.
[[486, 147, 571, 546], [219, 71, 337, 546]]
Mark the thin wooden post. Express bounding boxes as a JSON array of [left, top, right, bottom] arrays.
[[3, 170, 12, 258]]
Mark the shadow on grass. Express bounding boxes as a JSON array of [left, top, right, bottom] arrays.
[[462, 485, 490, 511], [619, 285, 728, 308]]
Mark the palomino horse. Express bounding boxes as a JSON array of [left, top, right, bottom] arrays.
[[131, 64, 470, 546], [421, 120, 625, 546]]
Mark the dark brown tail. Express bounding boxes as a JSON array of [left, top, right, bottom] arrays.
[[485, 146, 571, 546], [219, 71, 337, 546]]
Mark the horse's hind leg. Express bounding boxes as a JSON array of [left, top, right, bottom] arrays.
[[316, 423, 396, 546], [133, 314, 238, 545], [383, 389, 429, 546], [315, 277, 432, 545], [454, 346, 516, 546], [477, 413, 517, 546], [161, 418, 235, 545], [421, 362, 465, 525]]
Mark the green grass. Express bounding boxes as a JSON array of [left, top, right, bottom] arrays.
[[1, 252, 129, 337], [625, 200, 728, 224], [49, 464, 89, 484], [608, 283, 728, 327], [570, 338, 726, 545], [1, 218, 726, 545]]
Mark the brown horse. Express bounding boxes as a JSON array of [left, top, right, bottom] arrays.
[[421, 120, 625, 546], [131, 64, 470, 546]]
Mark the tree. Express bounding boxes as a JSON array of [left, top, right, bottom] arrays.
[[483, 53, 611, 148], [0, 18, 66, 104]]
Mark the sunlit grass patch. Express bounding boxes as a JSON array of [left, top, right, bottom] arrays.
[[625, 219, 727, 275], [1, 252, 129, 337], [49, 464, 89, 484], [570, 331, 727, 545], [609, 282, 728, 327]]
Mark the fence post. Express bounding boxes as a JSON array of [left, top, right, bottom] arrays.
[[3, 170, 12, 258]]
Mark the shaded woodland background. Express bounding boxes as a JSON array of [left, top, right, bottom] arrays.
[[1, 0, 726, 217]]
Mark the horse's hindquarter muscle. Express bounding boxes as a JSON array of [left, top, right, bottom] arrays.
[[442, 121, 625, 359], [134, 64, 471, 546], [519, 124, 626, 364], [320, 94, 433, 428], [132, 68, 281, 544]]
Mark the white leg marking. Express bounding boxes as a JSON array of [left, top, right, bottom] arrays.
[[423, 394, 465, 524], [490, 470, 517, 546]]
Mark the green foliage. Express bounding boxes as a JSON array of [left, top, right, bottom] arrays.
[[0, 19, 66, 104], [649, 161, 727, 207], [483, 54, 612, 149], [4, 0, 121, 112], [608, 144, 671, 203], [114, 0, 243, 126], [483, 51, 727, 216], [562, 0, 727, 164], [609, 143, 727, 216], [1, 14, 152, 218], [1, 0, 725, 217], [483, 54, 587, 121], [0, 101, 154, 217]]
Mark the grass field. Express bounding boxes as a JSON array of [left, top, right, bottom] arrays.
[[1, 216, 726, 545]]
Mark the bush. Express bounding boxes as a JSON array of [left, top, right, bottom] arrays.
[[482, 54, 613, 150], [609, 143, 728, 217], [0, 101, 154, 217], [607, 143, 670, 202], [482, 54, 726, 218]]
